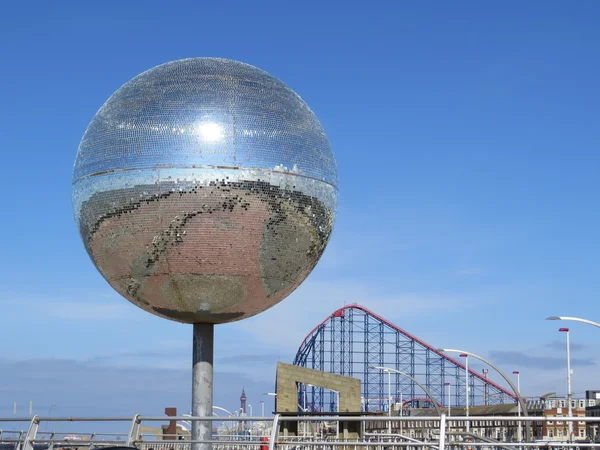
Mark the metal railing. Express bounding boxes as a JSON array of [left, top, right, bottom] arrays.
[[2, 415, 600, 450]]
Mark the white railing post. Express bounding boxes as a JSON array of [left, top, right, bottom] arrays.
[[438, 414, 446, 450], [126, 414, 141, 447], [21, 415, 39, 450], [268, 414, 280, 450]]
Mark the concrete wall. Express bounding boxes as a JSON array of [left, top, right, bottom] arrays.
[[276, 362, 361, 412]]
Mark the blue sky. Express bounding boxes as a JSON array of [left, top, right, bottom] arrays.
[[1, 0, 600, 424]]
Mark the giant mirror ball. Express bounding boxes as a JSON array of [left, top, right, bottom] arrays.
[[72, 57, 338, 324]]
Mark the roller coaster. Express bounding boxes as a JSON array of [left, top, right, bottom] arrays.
[[293, 304, 516, 412]]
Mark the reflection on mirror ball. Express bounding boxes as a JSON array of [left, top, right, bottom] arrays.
[[72, 58, 338, 324]]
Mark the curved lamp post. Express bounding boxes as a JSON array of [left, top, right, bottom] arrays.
[[437, 348, 530, 440], [547, 319, 580, 441], [546, 316, 600, 329], [212, 406, 234, 416], [370, 365, 443, 416], [512, 371, 522, 442]]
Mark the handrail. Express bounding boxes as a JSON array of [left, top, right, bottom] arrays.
[[0, 413, 599, 450]]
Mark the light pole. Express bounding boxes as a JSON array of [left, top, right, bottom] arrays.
[[370, 366, 443, 416], [460, 353, 470, 432], [399, 392, 403, 435], [260, 400, 264, 417], [547, 316, 600, 329], [303, 383, 317, 437], [437, 348, 530, 440], [248, 404, 252, 417], [332, 389, 340, 441], [44, 404, 57, 433], [513, 371, 521, 442], [213, 405, 234, 416], [263, 392, 277, 414], [444, 382, 451, 417], [368, 365, 392, 432], [559, 327, 573, 441], [380, 368, 392, 434]]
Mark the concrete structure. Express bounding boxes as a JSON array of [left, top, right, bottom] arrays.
[[275, 362, 361, 413], [275, 362, 362, 439]]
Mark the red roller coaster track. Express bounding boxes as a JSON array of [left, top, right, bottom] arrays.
[[294, 303, 516, 412]]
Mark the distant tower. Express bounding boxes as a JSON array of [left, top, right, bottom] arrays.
[[240, 388, 247, 415]]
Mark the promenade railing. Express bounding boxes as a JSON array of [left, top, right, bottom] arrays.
[[2, 415, 600, 450]]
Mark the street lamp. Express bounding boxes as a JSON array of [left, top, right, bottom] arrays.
[[437, 348, 530, 439], [459, 354, 470, 432], [559, 327, 573, 441], [263, 392, 277, 411], [546, 316, 600, 329], [260, 400, 265, 417], [330, 388, 340, 441], [371, 367, 393, 434], [369, 366, 443, 416], [444, 382, 451, 417], [513, 371, 521, 442], [301, 383, 317, 437], [213, 406, 234, 416], [398, 391, 403, 435]]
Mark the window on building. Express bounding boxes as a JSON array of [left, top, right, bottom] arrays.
[[548, 420, 554, 424], [579, 400, 585, 408], [572, 400, 577, 408], [558, 430, 563, 437], [549, 429, 554, 438], [580, 429, 585, 438], [591, 400, 596, 406], [549, 400, 556, 408], [560, 400, 566, 408]]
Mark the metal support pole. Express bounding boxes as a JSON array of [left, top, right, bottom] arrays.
[[126, 414, 141, 447], [268, 414, 280, 450], [438, 348, 531, 440], [400, 392, 403, 435], [514, 373, 521, 442], [336, 390, 340, 441], [566, 329, 573, 441], [439, 414, 446, 450], [465, 356, 470, 433], [387, 371, 392, 435], [303, 385, 307, 437], [446, 383, 451, 417], [371, 366, 443, 416], [21, 415, 39, 450], [193, 323, 214, 450]]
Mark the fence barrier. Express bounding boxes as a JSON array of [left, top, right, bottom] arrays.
[[2, 415, 600, 450]]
